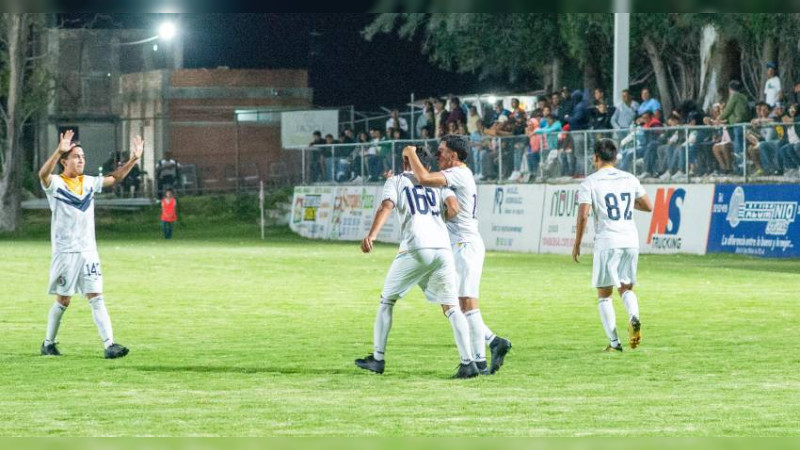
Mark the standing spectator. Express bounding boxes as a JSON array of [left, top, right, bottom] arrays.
[[308, 131, 326, 183], [779, 104, 800, 179], [655, 114, 683, 179], [567, 90, 590, 176], [466, 105, 484, 178], [160, 188, 178, 239], [156, 151, 181, 199], [447, 97, 467, 127], [715, 80, 751, 174], [550, 92, 562, 120], [751, 102, 782, 176], [339, 127, 355, 144], [415, 100, 434, 138], [434, 98, 448, 138], [507, 98, 529, 181], [611, 89, 640, 132], [763, 62, 782, 108], [634, 110, 664, 178], [590, 101, 613, 131], [637, 88, 662, 121], [385, 109, 409, 137], [559, 87, 574, 123]]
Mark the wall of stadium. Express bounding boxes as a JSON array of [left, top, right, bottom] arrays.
[[290, 183, 799, 258]]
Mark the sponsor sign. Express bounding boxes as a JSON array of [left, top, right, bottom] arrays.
[[636, 185, 714, 255], [290, 185, 334, 239], [707, 185, 800, 257], [477, 184, 545, 252], [539, 185, 595, 254]]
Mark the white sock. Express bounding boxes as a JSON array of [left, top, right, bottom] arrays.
[[484, 324, 497, 345], [373, 298, 395, 362], [445, 308, 473, 364], [598, 297, 620, 347], [45, 302, 67, 345], [622, 290, 640, 322], [464, 309, 487, 362], [88, 296, 114, 349]]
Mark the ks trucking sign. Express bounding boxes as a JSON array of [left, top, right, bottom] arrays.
[[636, 185, 715, 255]]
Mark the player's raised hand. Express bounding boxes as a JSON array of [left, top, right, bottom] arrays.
[[58, 130, 75, 153], [572, 243, 581, 263], [402, 145, 417, 157], [361, 236, 374, 253], [131, 136, 144, 160]]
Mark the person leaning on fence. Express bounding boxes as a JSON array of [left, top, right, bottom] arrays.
[[713, 80, 750, 175], [161, 188, 178, 239], [778, 104, 800, 180]]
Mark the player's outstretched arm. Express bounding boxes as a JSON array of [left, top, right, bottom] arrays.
[[634, 194, 653, 212], [103, 136, 143, 188], [402, 146, 447, 187], [39, 130, 75, 188], [572, 203, 591, 263], [361, 199, 394, 253], [444, 195, 460, 221]]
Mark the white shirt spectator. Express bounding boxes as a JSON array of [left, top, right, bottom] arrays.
[[385, 116, 409, 133], [764, 76, 782, 107]]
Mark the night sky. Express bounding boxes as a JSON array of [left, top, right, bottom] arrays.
[[63, 13, 493, 111]]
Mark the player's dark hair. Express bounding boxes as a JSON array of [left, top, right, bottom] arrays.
[[594, 138, 617, 163], [440, 134, 469, 162], [58, 141, 82, 171]]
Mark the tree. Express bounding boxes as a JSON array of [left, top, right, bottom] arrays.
[[0, 13, 50, 232]]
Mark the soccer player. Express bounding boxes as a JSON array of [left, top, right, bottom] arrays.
[[402, 136, 512, 375], [573, 138, 653, 352], [38, 130, 143, 359], [355, 147, 478, 378]]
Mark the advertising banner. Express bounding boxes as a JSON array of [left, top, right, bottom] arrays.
[[707, 184, 800, 258], [290, 185, 334, 239], [539, 184, 595, 255], [636, 185, 715, 255], [477, 184, 546, 253]]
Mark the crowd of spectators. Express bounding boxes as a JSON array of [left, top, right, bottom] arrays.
[[308, 61, 800, 184]]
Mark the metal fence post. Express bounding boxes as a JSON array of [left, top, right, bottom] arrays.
[[632, 130, 638, 176], [498, 137, 504, 184], [302, 148, 307, 185], [584, 131, 589, 177], [684, 127, 690, 182], [742, 123, 748, 182]]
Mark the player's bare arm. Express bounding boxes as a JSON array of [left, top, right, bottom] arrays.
[[572, 203, 591, 263], [402, 146, 447, 187], [38, 130, 75, 188], [103, 136, 143, 188], [634, 194, 653, 212], [444, 196, 460, 221], [361, 199, 395, 253]]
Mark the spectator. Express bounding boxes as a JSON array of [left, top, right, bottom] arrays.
[[536, 110, 563, 179], [160, 188, 178, 240], [536, 96, 549, 111], [559, 87, 573, 122], [433, 98, 448, 137], [507, 98, 529, 181], [308, 131, 326, 182], [525, 109, 545, 180], [349, 131, 370, 182], [385, 109, 409, 136], [339, 127, 356, 144], [664, 112, 702, 181], [750, 102, 782, 176], [415, 100, 434, 138], [793, 83, 800, 105], [156, 151, 181, 198], [611, 89, 640, 131], [764, 62, 782, 108], [637, 88, 662, 120], [655, 114, 683, 180], [118, 152, 142, 197], [715, 79, 750, 174], [485, 99, 510, 128], [635, 110, 664, 178], [592, 87, 608, 110], [567, 90, 590, 176], [447, 97, 467, 126], [550, 92, 562, 120], [590, 101, 613, 131], [779, 104, 800, 179]]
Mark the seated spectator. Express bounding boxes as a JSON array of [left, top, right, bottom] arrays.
[[751, 102, 783, 176], [415, 100, 434, 138], [385, 109, 409, 137], [611, 89, 640, 133], [655, 114, 682, 180], [714, 80, 751, 174], [777, 104, 800, 178], [664, 112, 702, 181], [349, 131, 370, 182], [637, 88, 662, 121], [525, 109, 545, 180], [433, 98, 449, 138], [339, 127, 355, 144], [447, 97, 467, 126]]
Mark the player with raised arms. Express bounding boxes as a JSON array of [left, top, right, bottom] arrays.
[[403, 135, 512, 375], [355, 147, 479, 378], [38, 130, 143, 359], [573, 138, 653, 352]]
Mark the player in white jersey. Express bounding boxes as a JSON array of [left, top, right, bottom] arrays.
[[573, 139, 652, 352], [403, 136, 511, 375], [355, 147, 479, 378], [38, 129, 143, 359]]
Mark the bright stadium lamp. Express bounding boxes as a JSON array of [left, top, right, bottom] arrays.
[[120, 21, 178, 46]]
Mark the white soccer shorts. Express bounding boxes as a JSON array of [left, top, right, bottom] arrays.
[[452, 240, 485, 299], [592, 248, 639, 288], [381, 248, 458, 306], [48, 251, 103, 296]]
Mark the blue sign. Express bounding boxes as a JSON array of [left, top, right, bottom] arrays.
[[707, 184, 800, 258]]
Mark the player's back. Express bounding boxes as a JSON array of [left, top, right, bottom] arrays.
[[441, 164, 481, 244], [579, 167, 645, 251], [382, 172, 450, 252]]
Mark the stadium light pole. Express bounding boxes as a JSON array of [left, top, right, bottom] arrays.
[[119, 20, 182, 69], [613, 0, 631, 107]]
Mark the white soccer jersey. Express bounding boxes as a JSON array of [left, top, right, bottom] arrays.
[[382, 172, 450, 252], [577, 167, 645, 252], [441, 164, 481, 244], [42, 175, 103, 254]]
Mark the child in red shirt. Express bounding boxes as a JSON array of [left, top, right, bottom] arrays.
[[161, 188, 178, 239]]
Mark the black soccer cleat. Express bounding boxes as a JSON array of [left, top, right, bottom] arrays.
[[603, 344, 623, 353], [476, 360, 491, 376], [489, 336, 512, 374], [104, 343, 129, 359], [41, 341, 61, 356], [451, 361, 480, 379], [355, 354, 385, 374]]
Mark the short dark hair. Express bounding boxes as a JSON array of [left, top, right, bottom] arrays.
[[58, 141, 82, 166], [441, 134, 469, 162], [594, 138, 617, 163], [729, 80, 742, 92], [312, 130, 321, 137]]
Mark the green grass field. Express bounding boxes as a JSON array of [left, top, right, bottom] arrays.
[[2, 202, 800, 436]]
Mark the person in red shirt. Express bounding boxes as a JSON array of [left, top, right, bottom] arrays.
[[161, 188, 178, 239]]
